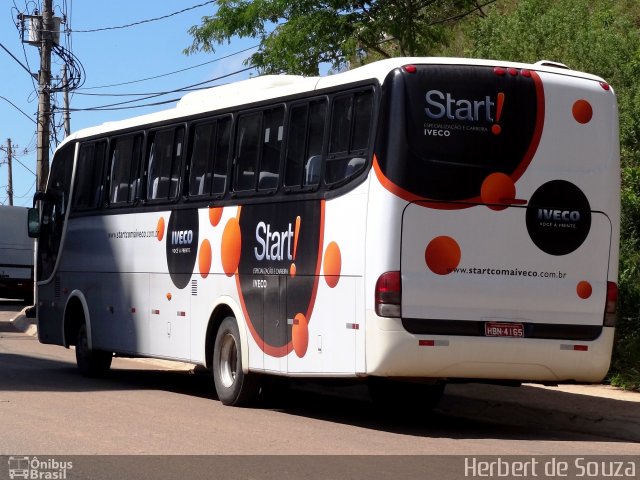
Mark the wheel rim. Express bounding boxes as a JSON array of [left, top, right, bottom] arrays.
[[219, 332, 238, 388], [77, 327, 88, 358]]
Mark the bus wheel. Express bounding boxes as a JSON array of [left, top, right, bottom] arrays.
[[368, 378, 445, 412], [75, 323, 112, 377], [213, 317, 259, 406]]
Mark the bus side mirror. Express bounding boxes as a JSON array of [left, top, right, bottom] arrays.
[[27, 208, 40, 238]]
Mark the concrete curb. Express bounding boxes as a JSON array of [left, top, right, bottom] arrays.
[[10, 306, 37, 337]]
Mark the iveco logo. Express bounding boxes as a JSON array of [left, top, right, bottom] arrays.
[[171, 229, 194, 245], [537, 209, 581, 222]]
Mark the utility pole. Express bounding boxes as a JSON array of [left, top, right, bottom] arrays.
[[7, 139, 13, 206], [36, 0, 53, 192], [0, 139, 15, 206], [62, 63, 71, 136]]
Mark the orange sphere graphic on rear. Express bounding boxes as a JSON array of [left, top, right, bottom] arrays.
[[577, 281, 592, 299], [209, 207, 223, 227], [572, 99, 593, 124], [481, 173, 515, 211], [221, 218, 242, 276], [156, 217, 165, 241], [425, 236, 461, 275], [323, 241, 342, 288], [292, 313, 309, 357], [199, 239, 212, 278]]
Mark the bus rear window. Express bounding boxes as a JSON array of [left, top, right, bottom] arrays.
[[377, 65, 541, 202]]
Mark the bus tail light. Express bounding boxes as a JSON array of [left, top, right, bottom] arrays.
[[604, 281, 617, 327], [375, 271, 401, 318]]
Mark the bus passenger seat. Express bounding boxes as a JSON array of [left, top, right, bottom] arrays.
[[305, 155, 321, 185], [113, 183, 130, 203], [259, 171, 279, 190], [345, 157, 365, 177]]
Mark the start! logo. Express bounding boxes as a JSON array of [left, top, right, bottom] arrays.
[[425, 89, 496, 122], [425, 90, 505, 136], [254, 217, 300, 263]]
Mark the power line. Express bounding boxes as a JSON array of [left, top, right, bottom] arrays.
[[68, 66, 255, 112], [0, 41, 36, 79], [14, 180, 36, 198], [70, 1, 216, 33], [0, 95, 36, 124], [76, 44, 259, 91], [12, 154, 36, 177]]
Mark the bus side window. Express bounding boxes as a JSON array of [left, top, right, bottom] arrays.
[[258, 107, 284, 191], [213, 118, 231, 195], [325, 90, 373, 185], [188, 116, 231, 198], [109, 136, 130, 204], [234, 113, 261, 192], [188, 122, 215, 197], [146, 127, 184, 201], [109, 134, 143, 205], [73, 141, 107, 210], [130, 135, 143, 202], [284, 99, 327, 190]]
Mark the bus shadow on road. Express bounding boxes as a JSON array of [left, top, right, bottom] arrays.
[[116, 370, 639, 444], [258, 382, 638, 444], [1, 349, 636, 443]]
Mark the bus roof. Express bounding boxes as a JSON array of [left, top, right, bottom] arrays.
[[60, 57, 607, 147]]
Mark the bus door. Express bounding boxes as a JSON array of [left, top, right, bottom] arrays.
[[34, 143, 74, 345]]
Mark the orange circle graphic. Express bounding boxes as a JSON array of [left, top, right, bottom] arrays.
[[572, 99, 593, 124], [209, 207, 223, 227], [577, 281, 592, 299], [156, 217, 165, 241], [425, 236, 461, 275], [221, 218, 242, 277], [290, 263, 297, 278], [292, 313, 309, 358], [323, 241, 342, 288], [481, 173, 515, 211], [199, 239, 212, 278]]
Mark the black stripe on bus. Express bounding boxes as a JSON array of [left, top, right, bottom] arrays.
[[402, 318, 603, 341]]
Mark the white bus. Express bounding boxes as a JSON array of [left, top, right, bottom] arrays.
[[0, 206, 34, 303], [29, 57, 620, 407]]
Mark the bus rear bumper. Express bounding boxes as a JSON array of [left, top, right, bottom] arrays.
[[365, 315, 614, 383]]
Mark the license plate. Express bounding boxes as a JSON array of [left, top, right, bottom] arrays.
[[485, 322, 524, 337]]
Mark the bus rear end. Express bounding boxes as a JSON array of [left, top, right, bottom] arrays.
[[368, 60, 619, 383]]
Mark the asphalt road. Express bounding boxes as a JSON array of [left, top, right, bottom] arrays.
[[1, 301, 638, 478]]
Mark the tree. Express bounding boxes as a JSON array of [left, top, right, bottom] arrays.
[[186, 0, 495, 75], [464, 0, 640, 389]]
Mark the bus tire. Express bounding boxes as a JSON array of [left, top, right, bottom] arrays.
[[75, 323, 112, 377], [368, 378, 445, 411], [213, 317, 259, 406]]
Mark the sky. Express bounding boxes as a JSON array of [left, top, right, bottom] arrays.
[[0, 0, 259, 207]]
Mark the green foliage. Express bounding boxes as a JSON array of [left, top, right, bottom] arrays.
[[464, 0, 640, 389], [186, 0, 483, 75]]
